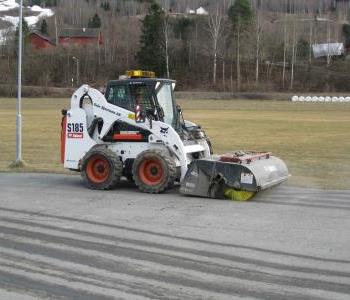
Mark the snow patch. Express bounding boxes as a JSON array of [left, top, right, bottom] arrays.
[[0, 3, 54, 27], [32, 6, 54, 19], [1, 15, 17, 26], [31, 5, 47, 12], [0, 0, 19, 12], [25, 15, 44, 26]]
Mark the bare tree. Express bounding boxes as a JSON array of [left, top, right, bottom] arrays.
[[327, 16, 331, 66], [282, 13, 288, 88], [255, 4, 263, 85], [163, 15, 170, 78], [308, 19, 313, 65], [290, 18, 297, 89], [207, 7, 224, 86]]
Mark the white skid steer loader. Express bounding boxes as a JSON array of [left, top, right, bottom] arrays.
[[61, 71, 289, 201]]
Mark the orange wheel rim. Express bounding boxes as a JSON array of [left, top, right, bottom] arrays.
[[86, 155, 110, 183], [139, 159, 164, 186]]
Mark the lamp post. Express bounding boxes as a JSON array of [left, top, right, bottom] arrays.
[[12, 0, 23, 167], [72, 56, 79, 87]]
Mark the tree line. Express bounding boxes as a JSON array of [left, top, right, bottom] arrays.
[[1, 0, 350, 93]]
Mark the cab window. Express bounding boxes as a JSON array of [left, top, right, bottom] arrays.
[[130, 85, 154, 112], [107, 85, 132, 111]]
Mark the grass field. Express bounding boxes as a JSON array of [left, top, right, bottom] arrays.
[[1, 98, 350, 189]]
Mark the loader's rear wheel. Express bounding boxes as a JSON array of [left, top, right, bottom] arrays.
[[132, 150, 176, 194], [81, 148, 122, 190]]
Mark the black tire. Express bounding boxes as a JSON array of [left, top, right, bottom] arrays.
[[81, 147, 122, 190], [132, 149, 176, 194]]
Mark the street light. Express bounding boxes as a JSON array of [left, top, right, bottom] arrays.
[[72, 56, 79, 87], [11, 0, 24, 168]]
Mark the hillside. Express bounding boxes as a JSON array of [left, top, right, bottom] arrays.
[[0, 0, 54, 44], [0, 0, 350, 93]]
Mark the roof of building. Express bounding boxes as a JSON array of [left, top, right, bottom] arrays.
[[30, 30, 55, 45], [59, 28, 100, 38], [312, 43, 344, 58]]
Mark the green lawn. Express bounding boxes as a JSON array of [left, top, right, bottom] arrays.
[[1, 98, 350, 189]]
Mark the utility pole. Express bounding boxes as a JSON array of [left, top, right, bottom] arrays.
[[12, 0, 24, 168]]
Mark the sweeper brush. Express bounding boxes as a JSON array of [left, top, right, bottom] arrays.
[[180, 151, 289, 201]]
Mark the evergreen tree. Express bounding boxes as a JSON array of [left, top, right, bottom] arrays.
[[343, 24, 350, 47], [101, 1, 110, 11], [31, 0, 42, 5], [297, 39, 309, 59], [228, 0, 254, 29], [14, 18, 30, 53], [228, 0, 254, 90], [88, 13, 102, 28], [40, 19, 48, 35], [136, 2, 165, 76], [15, 18, 30, 39]]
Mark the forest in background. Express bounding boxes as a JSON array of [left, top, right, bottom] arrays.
[[1, 0, 350, 93]]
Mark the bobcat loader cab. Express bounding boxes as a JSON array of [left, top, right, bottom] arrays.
[[61, 70, 289, 200]]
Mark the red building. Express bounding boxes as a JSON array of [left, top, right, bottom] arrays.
[[59, 28, 102, 47], [29, 31, 55, 50]]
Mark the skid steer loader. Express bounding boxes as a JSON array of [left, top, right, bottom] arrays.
[[61, 70, 289, 201]]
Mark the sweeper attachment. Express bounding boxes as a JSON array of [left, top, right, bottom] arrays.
[[180, 151, 289, 201], [61, 70, 289, 200]]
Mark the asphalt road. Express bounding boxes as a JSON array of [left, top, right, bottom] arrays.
[[0, 173, 349, 300]]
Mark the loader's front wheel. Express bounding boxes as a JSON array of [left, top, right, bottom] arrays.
[[81, 148, 122, 190], [133, 150, 176, 194]]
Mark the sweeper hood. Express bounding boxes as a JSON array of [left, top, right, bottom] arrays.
[[180, 151, 289, 201]]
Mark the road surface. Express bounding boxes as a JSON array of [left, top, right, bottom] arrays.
[[0, 173, 349, 300]]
